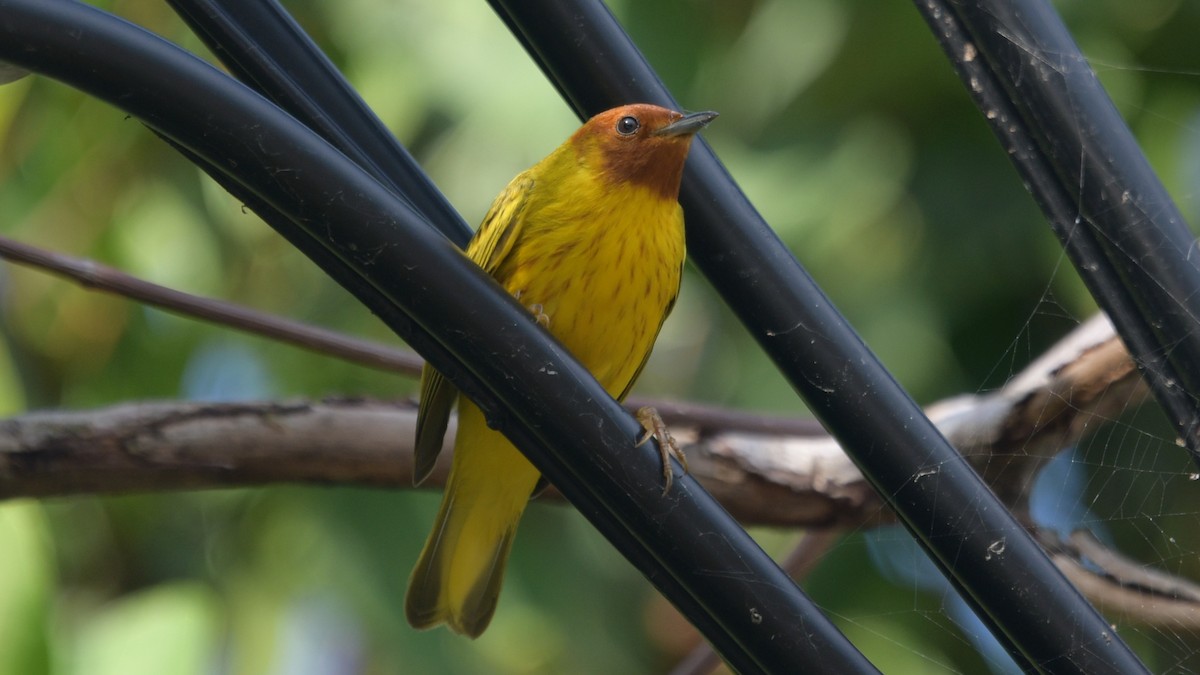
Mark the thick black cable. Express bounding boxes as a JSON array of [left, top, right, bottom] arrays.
[[0, 1, 880, 672], [164, 0, 472, 245], [915, 0, 1200, 469], [486, 0, 1150, 673]]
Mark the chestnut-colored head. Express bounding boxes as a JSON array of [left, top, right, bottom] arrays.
[[571, 104, 717, 199]]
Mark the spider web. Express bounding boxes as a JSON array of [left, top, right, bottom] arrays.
[[805, 49, 1200, 670]]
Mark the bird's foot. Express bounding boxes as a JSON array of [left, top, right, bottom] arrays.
[[635, 406, 687, 495], [528, 303, 550, 328], [514, 291, 551, 328]]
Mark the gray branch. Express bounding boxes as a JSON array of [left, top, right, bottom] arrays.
[[1, 314, 1193, 628]]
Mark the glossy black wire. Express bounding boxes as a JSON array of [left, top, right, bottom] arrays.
[[164, 0, 473, 245]]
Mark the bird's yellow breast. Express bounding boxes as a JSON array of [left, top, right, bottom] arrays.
[[490, 172, 685, 396]]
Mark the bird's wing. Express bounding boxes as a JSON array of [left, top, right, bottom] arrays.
[[412, 174, 536, 484], [413, 363, 458, 485], [467, 173, 535, 274]]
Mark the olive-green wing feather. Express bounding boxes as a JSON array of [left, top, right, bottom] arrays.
[[412, 174, 536, 485], [413, 365, 458, 485], [466, 173, 535, 274]]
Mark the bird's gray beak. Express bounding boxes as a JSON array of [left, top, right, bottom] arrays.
[[654, 110, 719, 137]]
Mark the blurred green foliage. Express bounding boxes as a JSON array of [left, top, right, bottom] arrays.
[[2, 0, 1199, 672]]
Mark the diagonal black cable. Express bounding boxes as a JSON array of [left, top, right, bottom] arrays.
[[0, 0, 880, 672], [486, 0, 1150, 673], [915, 0, 1200, 470], [164, 0, 472, 245]]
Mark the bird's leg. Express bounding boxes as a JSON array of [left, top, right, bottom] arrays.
[[635, 406, 687, 495], [513, 290, 551, 328]]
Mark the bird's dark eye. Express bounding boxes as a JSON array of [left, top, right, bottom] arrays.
[[616, 116, 640, 136]]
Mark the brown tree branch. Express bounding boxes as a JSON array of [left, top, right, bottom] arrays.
[[1, 238, 1192, 629], [0, 398, 435, 497], [2, 392, 1192, 630], [0, 314, 1152, 526], [1044, 530, 1200, 631], [0, 396, 847, 523]]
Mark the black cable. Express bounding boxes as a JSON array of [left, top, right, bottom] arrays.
[[915, 0, 1200, 470], [164, 0, 472, 245], [486, 0, 1150, 672], [0, 0, 879, 671]]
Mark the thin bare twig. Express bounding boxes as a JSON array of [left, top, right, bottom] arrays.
[[0, 235, 826, 436], [0, 234, 424, 376], [1043, 530, 1200, 630]]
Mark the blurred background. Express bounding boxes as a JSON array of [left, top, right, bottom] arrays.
[[1, 0, 1199, 672]]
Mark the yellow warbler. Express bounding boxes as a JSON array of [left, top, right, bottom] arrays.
[[406, 103, 716, 637]]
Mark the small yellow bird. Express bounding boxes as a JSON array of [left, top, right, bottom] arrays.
[[406, 103, 716, 637]]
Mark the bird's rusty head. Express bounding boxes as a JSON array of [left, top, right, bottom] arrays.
[[571, 104, 717, 199]]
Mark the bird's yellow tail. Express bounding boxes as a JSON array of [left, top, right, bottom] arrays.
[[405, 404, 542, 638]]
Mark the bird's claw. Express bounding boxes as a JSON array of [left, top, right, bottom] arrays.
[[635, 406, 687, 495], [528, 303, 550, 328], [514, 292, 551, 328]]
